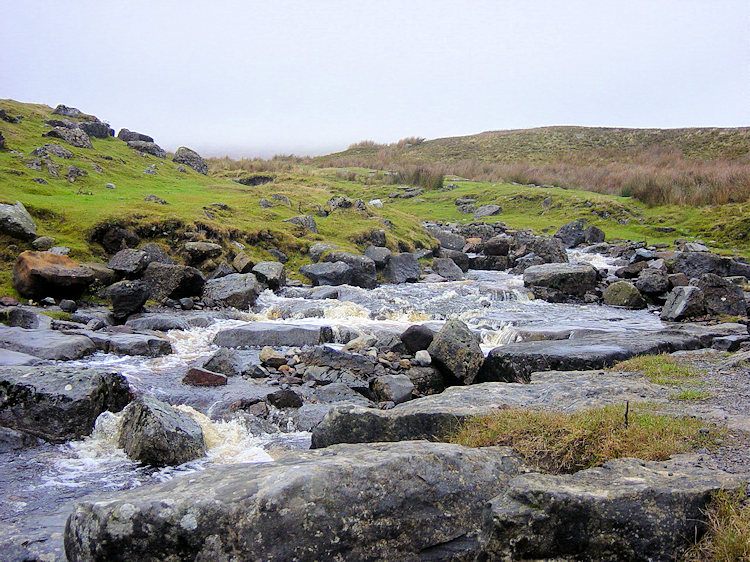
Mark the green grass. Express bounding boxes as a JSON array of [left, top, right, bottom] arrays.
[[449, 404, 724, 474], [612, 354, 706, 386], [670, 389, 713, 401], [685, 486, 750, 561]]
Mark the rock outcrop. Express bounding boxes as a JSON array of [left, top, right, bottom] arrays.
[[0, 200, 37, 240], [172, 146, 208, 174]]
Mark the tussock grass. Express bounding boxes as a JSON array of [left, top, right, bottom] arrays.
[[671, 389, 713, 401], [449, 404, 722, 474], [612, 354, 705, 386], [684, 486, 750, 561]]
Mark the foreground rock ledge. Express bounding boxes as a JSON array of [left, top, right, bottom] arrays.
[[479, 454, 748, 561], [65, 441, 524, 561]]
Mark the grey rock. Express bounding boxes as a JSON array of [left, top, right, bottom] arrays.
[[0, 348, 42, 366], [252, 261, 285, 290], [202, 348, 263, 377], [322, 251, 377, 288], [672, 251, 732, 278], [107, 280, 150, 321], [484, 234, 512, 256], [52, 104, 84, 118], [144, 194, 168, 205], [183, 241, 222, 264], [0, 365, 131, 443], [480, 455, 746, 561], [602, 281, 647, 309], [384, 253, 421, 283], [309, 242, 337, 262], [213, 323, 325, 348], [513, 232, 568, 267], [139, 243, 175, 265], [439, 248, 470, 272], [126, 140, 166, 158], [78, 121, 113, 139], [118, 396, 205, 466], [232, 252, 254, 273], [7, 308, 52, 330], [84, 331, 172, 357], [523, 263, 597, 297], [635, 269, 670, 295], [44, 126, 92, 148], [80, 262, 117, 286], [300, 261, 353, 286], [202, 273, 260, 309], [400, 324, 435, 353], [474, 204, 502, 219], [370, 374, 414, 404], [660, 286, 706, 321], [326, 195, 353, 211], [206, 261, 235, 281], [692, 273, 747, 316], [107, 248, 150, 277], [0, 200, 36, 240], [270, 193, 293, 206], [0, 325, 96, 360], [172, 146, 208, 174], [364, 245, 391, 268], [33, 143, 73, 158], [427, 319, 483, 384], [117, 129, 154, 143], [0, 426, 42, 453], [432, 257, 464, 280], [31, 235, 55, 250], [65, 441, 523, 562], [142, 263, 205, 301], [554, 219, 586, 248], [584, 225, 605, 243], [427, 227, 466, 251], [414, 350, 431, 366], [266, 388, 303, 409], [283, 214, 318, 232]]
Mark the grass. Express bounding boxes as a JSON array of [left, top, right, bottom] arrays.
[[671, 389, 713, 401], [449, 404, 723, 474], [612, 354, 706, 386], [684, 486, 750, 561]]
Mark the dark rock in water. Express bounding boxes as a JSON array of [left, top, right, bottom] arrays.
[[615, 260, 648, 279], [432, 257, 464, 280], [660, 286, 706, 321], [117, 128, 154, 143], [0, 365, 131, 443], [183, 367, 228, 387], [513, 232, 568, 267], [439, 248, 470, 272], [554, 219, 586, 248], [426, 227, 466, 251], [474, 204, 502, 219], [203, 348, 267, 378], [13, 251, 94, 300], [266, 389, 303, 409], [172, 146, 208, 174], [107, 280, 150, 321], [118, 396, 205, 466], [480, 455, 746, 561], [252, 261, 286, 290], [0, 426, 42, 453], [213, 323, 325, 348], [140, 243, 175, 265], [59, 299, 77, 312], [143, 263, 205, 301], [0, 325, 96, 360], [44, 126, 92, 148], [300, 261, 353, 286], [370, 374, 414, 404], [364, 245, 391, 268], [692, 273, 747, 316], [470, 254, 509, 271], [202, 273, 260, 309], [64, 441, 523, 562], [484, 234, 512, 256], [84, 331, 172, 357], [283, 214, 318, 233], [602, 281, 646, 309], [0, 200, 37, 241], [634, 269, 670, 295], [400, 324, 435, 353], [183, 241, 222, 264], [125, 314, 190, 331], [107, 248, 150, 278], [126, 140, 166, 158], [523, 263, 597, 297], [321, 251, 377, 288], [78, 121, 113, 138], [427, 320, 483, 384], [383, 253, 421, 283], [7, 308, 52, 330]]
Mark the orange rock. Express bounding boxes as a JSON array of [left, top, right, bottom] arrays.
[[13, 251, 94, 300]]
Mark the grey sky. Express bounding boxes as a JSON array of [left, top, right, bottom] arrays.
[[1, 0, 747, 157]]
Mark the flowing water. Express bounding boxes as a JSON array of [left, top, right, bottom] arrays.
[[0, 251, 664, 558]]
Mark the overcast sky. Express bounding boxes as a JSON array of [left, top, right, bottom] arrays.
[[1, 1, 747, 157]]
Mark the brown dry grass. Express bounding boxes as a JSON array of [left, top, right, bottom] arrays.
[[684, 486, 750, 561]]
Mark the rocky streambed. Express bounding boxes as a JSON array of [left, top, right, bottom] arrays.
[[1, 250, 749, 561]]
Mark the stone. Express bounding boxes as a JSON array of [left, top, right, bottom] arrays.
[[126, 140, 166, 158], [259, 198, 273, 208], [172, 146, 208, 174], [326, 195, 353, 211], [49, 246, 71, 255], [213, 323, 325, 348], [439, 249, 470, 272], [480, 455, 746, 561], [266, 388, 303, 409], [64, 441, 523, 562], [33, 143, 74, 158], [414, 349, 432, 366], [712, 335, 748, 352], [206, 261, 235, 281], [52, 104, 85, 118], [232, 252, 254, 273], [513, 232, 569, 266], [95, 225, 140, 253], [0, 365, 131, 443], [322, 251, 377, 288], [668, 272, 690, 288], [364, 245, 391, 268], [383, 253, 421, 283], [44, 126, 92, 148], [474, 204, 502, 219], [484, 234, 512, 256], [368, 199, 383, 208], [299, 262, 353, 286], [692, 273, 747, 316], [107, 248, 150, 277], [78, 121, 114, 138], [635, 269, 670, 295], [140, 243, 175, 265], [400, 324, 435, 353], [107, 280, 151, 321], [310, 286, 339, 299], [202, 348, 263, 377], [370, 374, 414, 404], [252, 261, 286, 289], [0, 349, 41, 367], [427, 319, 483, 384], [0, 200, 36, 240], [0, 426, 42, 453], [427, 227, 466, 251], [309, 242, 338, 262], [554, 219, 586, 248], [584, 225, 605, 243], [80, 262, 118, 286], [183, 241, 222, 264], [13, 251, 94, 300], [602, 281, 647, 309], [117, 129, 154, 143], [31, 235, 55, 250], [84, 331, 172, 357], [267, 248, 288, 263], [615, 260, 648, 279], [142, 263, 205, 301], [271, 193, 293, 206], [470, 255, 509, 271], [202, 273, 260, 309], [523, 263, 597, 297], [7, 308, 52, 330], [105, 182, 116, 189], [283, 214, 318, 232], [118, 396, 205, 466], [660, 286, 707, 321], [431, 257, 464, 280], [259, 346, 287, 368], [672, 251, 734, 278], [144, 194, 168, 204], [183, 368, 228, 387], [0, 325, 95, 360]]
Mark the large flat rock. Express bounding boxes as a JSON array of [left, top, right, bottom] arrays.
[[0, 348, 42, 366], [213, 322, 328, 348], [479, 324, 746, 383], [77, 330, 173, 357], [0, 366, 132, 443], [311, 371, 669, 448], [65, 441, 524, 561], [0, 325, 95, 360]]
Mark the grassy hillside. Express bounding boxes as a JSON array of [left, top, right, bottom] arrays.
[[315, 126, 750, 207]]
